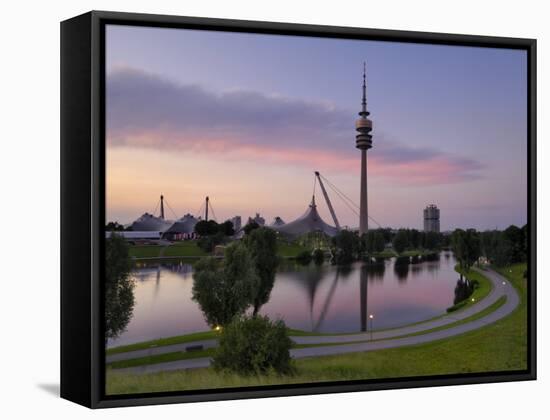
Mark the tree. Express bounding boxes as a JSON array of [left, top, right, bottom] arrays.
[[197, 231, 226, 252], [105, 234, 135, 342], [244, 227, 279, 315], [243, 221, 260, 235], [194, 220, 220, 236], [392, 229, 409, 254], [331, 230, 361, 264], [409, 229, 421, 249], [451, 229, 481, 280], [423, 231, 441, 250], [503, 225, 526, 263], [362, 230, 385, 255], [105, 221, 125, 231], [219, 220, 235, 236], [192, 243, 259, 327], [213, 315, 293, 375]]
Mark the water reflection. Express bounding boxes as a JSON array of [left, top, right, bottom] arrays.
[[108, 253, 459, 348]]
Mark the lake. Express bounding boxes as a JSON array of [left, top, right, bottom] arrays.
[[108, 252, 459, 348]]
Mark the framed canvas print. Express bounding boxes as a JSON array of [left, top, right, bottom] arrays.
[[60, 11, 536, 408]]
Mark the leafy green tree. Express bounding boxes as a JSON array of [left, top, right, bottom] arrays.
[[244, 227, 280, 316], [331, 230, 361, 264], [219, 220, 235, 236], [243, 221, 260, 235], [192, 243, 259, 327], [451, 229, 481, 280], [409, 229, 421, 249], [423, 231, 441, 250], [194, 220, 220, 236], [503, 225, 526, 263], [312, 248, 325, 264], [105, 234, 135, 342], [197, 231, 226, 252], [295, 249, 312, 264], [105, 221, 125, 231], [362, 230, 386, 255], [213, 315, 293, 375], [392, 229, 409, 254]]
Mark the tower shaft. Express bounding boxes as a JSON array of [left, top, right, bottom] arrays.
[[160, 195, 165, 220], [359, 150, 368, 234]]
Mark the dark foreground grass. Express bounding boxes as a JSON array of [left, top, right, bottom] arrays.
[[106, 264, 526, 395]]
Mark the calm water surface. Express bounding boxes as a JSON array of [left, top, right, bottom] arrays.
[[108, 253, 458, 347]]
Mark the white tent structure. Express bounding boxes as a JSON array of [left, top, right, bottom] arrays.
[[163, 214, 199, 240], [275, 196, 338, 239], [129, 212, 172, 232]]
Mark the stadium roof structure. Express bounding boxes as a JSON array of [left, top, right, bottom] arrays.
[[164, 214, 199, 235], [275, 196, 339, 239], [129, 212, 172, 232], [270, 216, 286, 227]]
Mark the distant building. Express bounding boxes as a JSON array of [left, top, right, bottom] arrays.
[[231, 216, 242, 232], [248, 213, 265, 226], [270, 216, 285, 227], [423, 204, 440, 233]]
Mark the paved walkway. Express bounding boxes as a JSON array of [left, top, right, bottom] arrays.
[[111, 268, 519, 375]]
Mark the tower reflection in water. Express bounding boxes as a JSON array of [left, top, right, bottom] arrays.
[[360, 262, 386, 332]]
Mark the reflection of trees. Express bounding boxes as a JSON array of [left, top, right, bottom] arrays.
[[394, 257, 409, 282], [367, 261, 386, 279], [410, 263, 424, 277], [425, 260, 440, 274]]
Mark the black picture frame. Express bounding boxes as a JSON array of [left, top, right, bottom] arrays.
[[60, 10, 537, 409]]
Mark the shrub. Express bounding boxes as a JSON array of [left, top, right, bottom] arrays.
[[312, 248, 325, 264], [213, 315, 294, 375], [295, 249, 312, 264]]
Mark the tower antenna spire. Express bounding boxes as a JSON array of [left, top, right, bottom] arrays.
[[361, 62, 367, 114]]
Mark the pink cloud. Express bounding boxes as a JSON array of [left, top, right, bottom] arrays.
[[107, 68, 483, 186]]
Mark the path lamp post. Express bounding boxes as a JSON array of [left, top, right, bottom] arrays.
[[369, 314, 374, 340]]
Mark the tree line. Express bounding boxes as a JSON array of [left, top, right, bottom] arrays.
[[452, 224, 528, 273]]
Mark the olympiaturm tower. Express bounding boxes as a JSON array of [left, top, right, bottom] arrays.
[[355, 63, 373, 235]]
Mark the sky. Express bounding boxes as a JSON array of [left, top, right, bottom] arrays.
[[105, 24, 527, 231]]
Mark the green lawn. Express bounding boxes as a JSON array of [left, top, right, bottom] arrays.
[[128, 245, 163, 258], [277, 240, 310, 258], [399, 249, 438, 257], [372, 249, 397, 258], [128, 241, 209, 259], [162, 241, 209, 257], [106, 263, 527, 395]]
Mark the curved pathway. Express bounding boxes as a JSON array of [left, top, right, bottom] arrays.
[[111, 268, 519, 375]]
